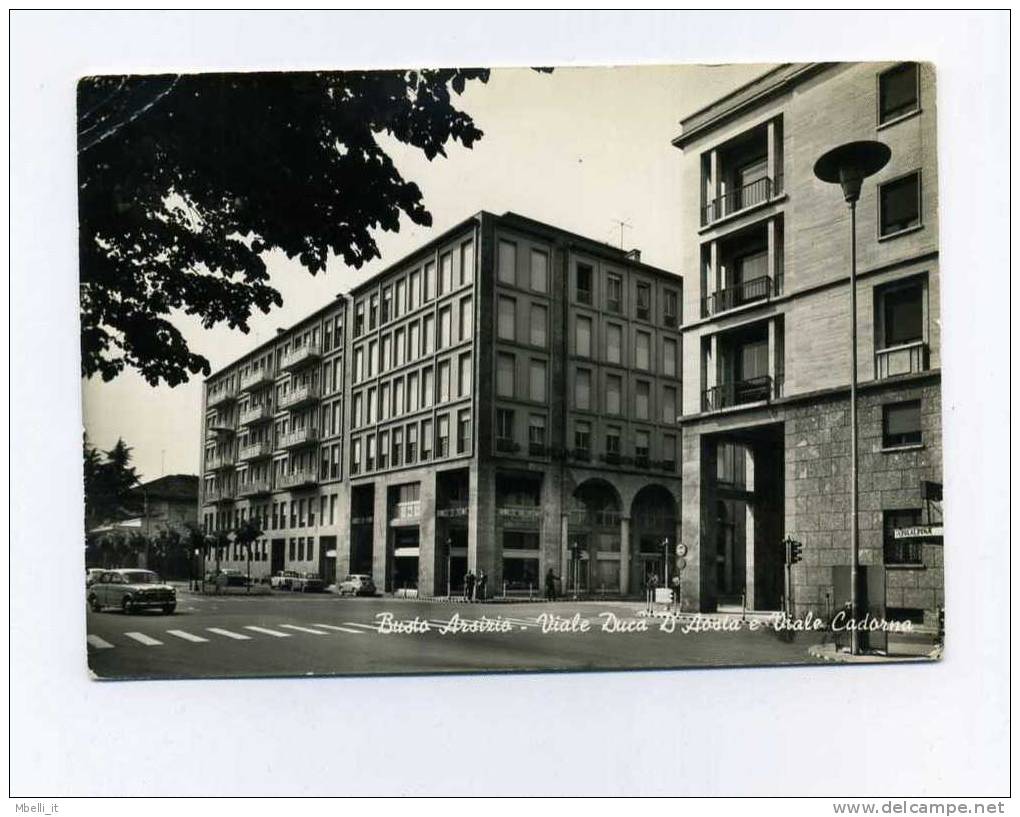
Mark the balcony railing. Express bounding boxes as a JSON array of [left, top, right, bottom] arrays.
[[701, 174, 782, 227], [279, 426, 320, 449], [238, 480, 273, 498], [204, 485, 235, 504], [702, 275, 773, 317], [702, 375, 774, 412], [207, 384, 238, 408], [208, 417, 236, 436], [281, 343, 322, 372], [884, 540, 924, 566], [391, 500, 421, 521], [875, 341, 929, 380], [239, 368, 275, 392], [279, 469, 319, 490], [495, 438, 520, 454], [206, 451, 236, 471], [279, 383, 320, 411], [238, 440, 273, 461], [528, 442, 548, 457], [239, 403, 273, 426]]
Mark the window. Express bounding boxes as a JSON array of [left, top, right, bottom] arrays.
[[392, 428, 403, 467], [380, 335, 391, 372], [879, 172, 921, 237], [438, 306, 452, 349], [440, 252, 453, 294], [498, 240, 516, 286], [457, 409, 471, 454], [575, 368, 592, 411], [366, 387, 376, 424], [423, 314, 435, 353], [436, 415, 450, 458], [367, 340, 377, 377], [369, 294, 378, 330], [607, 274, 622, 312], [574, 421, 591, 458], [664, 289, 679, 327], [528, 415, 547, 455], [635, 381, 650, 420], [496, 409, 515, 450], [576, 315, 592, 357], [530, 303, 547, 347], [662, 435, 677, 471], [662, 386, 677, 424], [438, 359, 451, 403], [576, 263, 593, 304], [660, 336, 677, 377], [883, 508, 924, 565], [408, 322, 420, 357], [378, 431, 389, 469], [458, 352, 472, 397], [380, 382, 391, 419], [354, 302, 366, 337], [636, 282, 651, 320], [879, 63, 919, 125], [635, 331, 651, 370], [530, 249, 548, 292], [424, 261, 436, 301], [880, 281, 924, 347], [607, 324, 622, 365], [353, 347, 364, 384], [461, 240, 475, 285], [394, 280, 405, 319], [606, 427, 621, 457], [366, 434, 376, 471], [529, 359, 547, 402], [606, 374, 622, 415], [421, 368, 434, 408], [460, 296, 473, 341], [497, 353, 515, 397], [883, 400, 922, 447], [394, 328, 405, 367], [498, 296, 516, 340], [350, 439, 362, 474], [635, 430, 650, 465], [381, 287, 392, 323], [406, 371, 418, 411], [408, 270, 420, 310], [407, 424, 418, 462]]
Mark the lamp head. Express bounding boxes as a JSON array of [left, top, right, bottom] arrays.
[[813, 140, 891, 204]]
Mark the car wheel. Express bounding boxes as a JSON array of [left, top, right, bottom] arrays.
[[162, 603, 176, 615], [88, 594, 102, 613], [121, 596, 133, 615]]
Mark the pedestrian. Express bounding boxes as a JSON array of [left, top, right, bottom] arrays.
[[545, 568, 557, 601], [464, 570, 475, 602], [645, 571, 659, 610], [671, 574, 681, 611], [477, 570, 487, 602]]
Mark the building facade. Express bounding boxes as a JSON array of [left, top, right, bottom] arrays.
[[200, 212, 683, 597], [673, 62, 943, 627]]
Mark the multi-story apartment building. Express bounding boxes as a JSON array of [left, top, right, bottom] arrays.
[[673, 62, 942, 628], [201, 212, 683, 597], [200, 297, 347, 582]]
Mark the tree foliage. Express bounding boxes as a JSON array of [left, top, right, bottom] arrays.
[[78, 69, 491, 387], [83, 435, 140, 528]]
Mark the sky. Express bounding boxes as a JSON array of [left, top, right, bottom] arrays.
[[81, 63, 772, 481]]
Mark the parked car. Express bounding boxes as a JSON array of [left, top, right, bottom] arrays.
[[292, 573, 326, 593], [270, 570, 301, 591], [87, 569, 176, 614], [86, 568, 105, 587], [338, 574, 376, 597]]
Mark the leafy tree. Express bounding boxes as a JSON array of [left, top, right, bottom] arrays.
[[234, 518, 264, 590], [78, 69, 491, 386], [83, 435, 140, 528]]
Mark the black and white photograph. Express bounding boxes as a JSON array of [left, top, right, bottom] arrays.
[[9, 9, 1011, 803]]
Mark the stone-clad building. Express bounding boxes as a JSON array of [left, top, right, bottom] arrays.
[[672, 62, 943, 627], [201, 212, 683, 597]]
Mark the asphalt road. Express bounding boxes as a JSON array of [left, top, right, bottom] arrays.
[[85, 591, 829, 680]]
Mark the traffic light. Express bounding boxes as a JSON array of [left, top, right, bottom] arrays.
[[784, 536, 803, 565]]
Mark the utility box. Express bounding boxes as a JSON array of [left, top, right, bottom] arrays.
[[832, 566, 887, 653]]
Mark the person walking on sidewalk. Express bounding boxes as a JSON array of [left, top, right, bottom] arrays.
[[464, 570, 476, 602], [671, 574, 681, 611], [545, 568, 557, 601], [477, 570, 487, 602], [645, 572, 659, 611]]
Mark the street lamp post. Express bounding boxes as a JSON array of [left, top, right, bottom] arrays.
[[813, 140, 891, 656]]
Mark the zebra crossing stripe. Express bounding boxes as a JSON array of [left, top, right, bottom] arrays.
[[167, 629, 209, 643], [86, 635, 114, 649], [207, 627, 251, 640], [279, 624, 330, 635], [244, 626, 291, 638], [124, 632, 162, 646], [313, 624, 364, 634]]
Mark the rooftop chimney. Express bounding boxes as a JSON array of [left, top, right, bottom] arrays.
[[625, 249, 641, 263]]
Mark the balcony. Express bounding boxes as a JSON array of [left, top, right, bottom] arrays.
[[571, 447, 591, 462], [702, 375, 774, 412], [208, 416, 236, 436], [875, 341, 929, 380], [280, 343, 322, 372], [279, 469, 319, 490], [528, 442, 548, 457], [207, 384, 237, 408], [495, 438, 520, 454], [204, 485, 235, 504], [279, 382, 320, 411], [206, 451, 236, 471], [239, 403, 274, 426], [279, 426, 320, 450], [702, 174, 783, 228], [238, 479, 273, 498], [238, 440, 273, 461], [239, 368, 275, 393], [702, 275, 773, 317]]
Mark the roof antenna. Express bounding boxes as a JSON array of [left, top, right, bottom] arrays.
[[611, 219, 633, 249]]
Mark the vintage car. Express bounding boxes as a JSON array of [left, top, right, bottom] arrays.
[[87, 569, 176, 614], [337, 574, 377, 597], [270, 570, 302, 591], [86, 568, 105, 587], [291, 573, 326, 593]]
